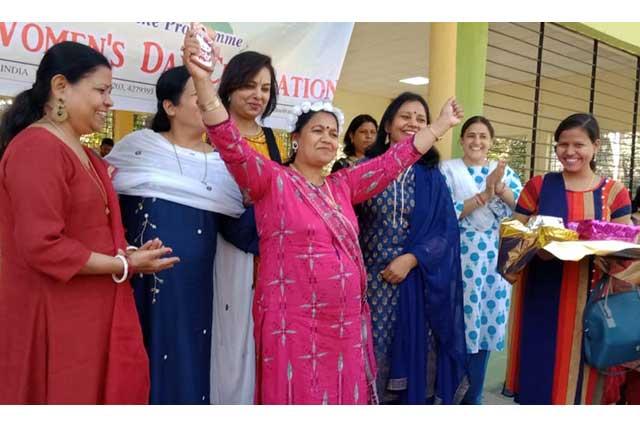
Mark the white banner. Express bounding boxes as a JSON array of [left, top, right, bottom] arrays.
[[0, 22, 354, 128]]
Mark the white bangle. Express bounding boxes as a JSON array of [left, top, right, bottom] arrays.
[[112, 254, 128, 284], [126, 245, 138, 252]]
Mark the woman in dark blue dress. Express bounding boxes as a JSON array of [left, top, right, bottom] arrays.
[[106, 66, 250, 404]]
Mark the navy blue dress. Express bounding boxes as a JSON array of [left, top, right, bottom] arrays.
[[120, 195, 218, 404]]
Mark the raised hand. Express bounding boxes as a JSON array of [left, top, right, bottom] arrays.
[[182, 22, 217, 81], [413, 97, 464, 154], [494, 159, 506, 179], [486, 160, 507, 193], [436, 97, 465, 129]]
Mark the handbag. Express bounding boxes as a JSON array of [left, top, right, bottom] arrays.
[[583, 274, 640, 370]]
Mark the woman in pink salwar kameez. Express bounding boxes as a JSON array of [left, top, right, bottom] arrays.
[[182, 25, 464, 404]]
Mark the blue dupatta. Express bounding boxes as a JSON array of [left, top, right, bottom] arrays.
[[388, 165, 469, 404]]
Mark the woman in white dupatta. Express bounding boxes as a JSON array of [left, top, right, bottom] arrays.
[[106, 65, 254, 404], [439, 116, 522, 404]]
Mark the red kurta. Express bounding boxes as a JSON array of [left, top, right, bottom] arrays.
[[0, 127, 148, 404]]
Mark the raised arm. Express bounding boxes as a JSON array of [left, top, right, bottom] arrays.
[[341, 135, 422, 205], [341, 97, 464, 205], [183, 23, 274, 202]]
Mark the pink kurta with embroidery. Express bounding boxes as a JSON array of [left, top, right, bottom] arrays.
[[206, 120, 422, 404]]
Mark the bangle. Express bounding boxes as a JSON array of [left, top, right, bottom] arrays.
[[112, 254, 129, 284], [198, 96, 223, 113], [126, 245, 138, 252], [425, 125, 442, 142], [125, 254, 135, 278]]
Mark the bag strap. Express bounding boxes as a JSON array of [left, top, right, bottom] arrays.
[[262, 127, 282, 164], [588, 272, 640, 307], [587, 272, 611, 306]]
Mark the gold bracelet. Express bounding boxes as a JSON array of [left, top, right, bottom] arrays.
[[426, 125, 442, 142], [198, 96, 222, 113]]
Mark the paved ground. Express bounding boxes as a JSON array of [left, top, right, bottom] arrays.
[[482, 351, 516, 405]]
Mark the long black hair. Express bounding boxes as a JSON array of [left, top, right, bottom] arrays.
[[366, 91, 440, 168], [218, 51, 278, 119], [554, 113, 600, 172], [343, 114, 378, 157], [150, 66, 191, 133], [0, 41, 111, 159]]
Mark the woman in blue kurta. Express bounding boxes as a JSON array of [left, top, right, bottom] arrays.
[[106, 66, 249, 404], [359, 92, 468, 404], [440, 116, 522, 404]]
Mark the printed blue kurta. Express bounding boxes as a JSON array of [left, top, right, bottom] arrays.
[[442, 164, 522, 353]]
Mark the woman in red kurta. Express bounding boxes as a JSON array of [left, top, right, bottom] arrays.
[[0, 41, 179, 404]]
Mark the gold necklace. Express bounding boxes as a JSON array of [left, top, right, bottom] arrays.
[[563, 171, 599, 192], [242, 128, 264, 143], [44, 117, 110, 215]]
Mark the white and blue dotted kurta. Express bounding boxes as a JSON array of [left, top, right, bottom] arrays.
[[441, 163, 522, 353]]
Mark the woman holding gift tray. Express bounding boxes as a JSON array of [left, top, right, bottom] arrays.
[[504, 113, 633, 404]]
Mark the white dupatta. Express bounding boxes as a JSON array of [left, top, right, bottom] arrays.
[[440, 158, 507, 232], [106, 129, 255, 404], [106, 129, 244, 217]]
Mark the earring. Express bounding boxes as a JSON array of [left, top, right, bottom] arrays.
[[53, 98, 68, 123], [291, 140, 299, 151]]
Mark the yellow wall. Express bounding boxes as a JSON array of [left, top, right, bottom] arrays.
[[332, 88, 391, 134], [428, 23, 458, 160], [113, 110, 134, 142], [563, 23, 640, 55]]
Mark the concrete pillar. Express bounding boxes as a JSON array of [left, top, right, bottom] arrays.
[[113, 110, 134, 142], [453, 23, 489, 159], [428, 23, 458, 160]]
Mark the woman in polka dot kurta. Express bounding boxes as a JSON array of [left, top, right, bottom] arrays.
[[440, 116, 522, 404]]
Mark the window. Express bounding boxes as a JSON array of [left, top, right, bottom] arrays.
[[484, 22, 640, 198]]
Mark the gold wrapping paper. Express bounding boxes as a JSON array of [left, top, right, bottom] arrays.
[[498, 219, 578, 279]]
